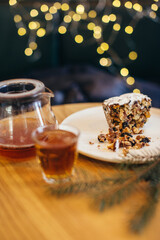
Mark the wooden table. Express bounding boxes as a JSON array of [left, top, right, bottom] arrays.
[[0, 103, 160, 240]]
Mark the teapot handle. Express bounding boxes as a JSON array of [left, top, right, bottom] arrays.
[[45, 87, 54, 98], [44, 87, 58, 127]]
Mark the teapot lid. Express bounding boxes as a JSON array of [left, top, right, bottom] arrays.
[[0, 79, 45, 100]]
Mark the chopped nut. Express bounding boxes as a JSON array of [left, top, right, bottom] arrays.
[[123, 148, 129, 156], [124, 141, 132, 147], [145, 111, 150, 118], [139, 130, 143, 134], [132, 126, 140, 134], [107, 143, 115, 151], [123, 127, 131, 133]]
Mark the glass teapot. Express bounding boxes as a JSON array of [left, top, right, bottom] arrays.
[[0, 79, 57, 161]]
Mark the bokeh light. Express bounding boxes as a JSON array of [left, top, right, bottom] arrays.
[[49, 6, 57, 14], [126, 77, 135, 85], [64, 15, 72, 23], [99, 58, 108, 66], [88, 10, 97, 18], [58, 26, 67, 34], [106, 58, 112, 67], [54, 2, 61, 9], [73, 14, 81, 21], [109, 14, 117, 22], [112, 0, 121, 8], [9, 0, 17, 6], [94, 26, 102, 33], [125, 26, 133, 34], [102, 15, 110, 23], [151, 4, 158, 11], [81, 13, 87, 20], [129, 51, 138, 60], [133, 3, 143, 12], [14, 15, 22, 23], [120, 68, 129, 76], [113, 23, 121, 31], [28, 21, 39, 30], [93, 32, 101, 39], [100, 42, 109, 51], [124, 1, 132, 9], [149, 11, 157, 18], [40, 4, 48, 12], [133, 89, 141, 93], [24, 48, 33, 56], [29, 42, 38, 50], [18, 27, 26, 36], [37, 28, 46, 37], [45, 13, 53, 21], [30, 9, 38, 17], [61, 3, 69, 11], [75, 35, 83, 43], [97, 47, 104, 55], [87, 22, 95, 30], [76, 5, 85, 15]]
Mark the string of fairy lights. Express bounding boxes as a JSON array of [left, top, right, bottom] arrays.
[[9, 0, 160, 93]]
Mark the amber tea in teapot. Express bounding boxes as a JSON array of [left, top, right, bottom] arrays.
[[0, 79, 57, 161], [0, 117, 39, 159]]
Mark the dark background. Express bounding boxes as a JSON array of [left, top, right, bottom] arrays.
[[0, 3, 160, 106]]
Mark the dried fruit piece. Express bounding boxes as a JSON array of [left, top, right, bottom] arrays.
[[98, 134, 107, 142]]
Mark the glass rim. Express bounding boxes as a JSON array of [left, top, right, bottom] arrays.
[[32, 124, 80, 146]]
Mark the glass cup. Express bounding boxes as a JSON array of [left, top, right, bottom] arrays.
[[32, 124, 79, 183]]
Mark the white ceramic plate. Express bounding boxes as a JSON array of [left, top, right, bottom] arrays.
[[62, 106, 160, 163]]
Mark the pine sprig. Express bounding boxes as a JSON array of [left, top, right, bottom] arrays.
[[129, 186, 159, 233], [48, 176, 128, 196], [47, 157, 160, 233], [92, 159, 160, 211]]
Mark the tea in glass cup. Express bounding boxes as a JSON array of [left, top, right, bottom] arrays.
[[32, 124, 79, 183]]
